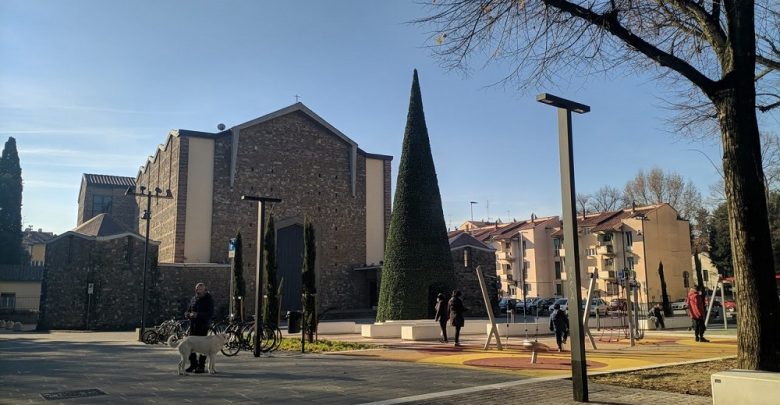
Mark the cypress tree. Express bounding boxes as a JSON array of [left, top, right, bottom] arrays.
[[376, 70, 455, 321], [0, 137, 23, 265], [302, 217, 317, 342], [263, 215, 279, 328], [658, 261, 672, 317], [232, 232, 246, 320]]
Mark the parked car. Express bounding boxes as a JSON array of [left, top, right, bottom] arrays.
[[582, 298, 608, 316], [549, 298, 569, 313], [671, 299, 687, 311], [498, 298, 517, 314], [514, 297, 540, 313], [609, 298, 627, 311], [536, 298, 558, 315]]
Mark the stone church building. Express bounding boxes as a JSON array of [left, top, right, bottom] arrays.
[[132, 103, 392, 316]]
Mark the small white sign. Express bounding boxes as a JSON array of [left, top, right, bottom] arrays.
[[87, 283, 94, 295]]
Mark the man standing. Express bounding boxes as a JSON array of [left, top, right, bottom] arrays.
[[185, 282, 215, 373], [686, 287, 708, 342]]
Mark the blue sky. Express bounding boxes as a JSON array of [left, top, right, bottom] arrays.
[[2, 1, 777, 235]]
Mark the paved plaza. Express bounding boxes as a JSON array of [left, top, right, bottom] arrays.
[[0, 328, 732, 404]]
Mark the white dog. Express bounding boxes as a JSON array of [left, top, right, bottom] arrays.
[[167, 334, 229, 375]]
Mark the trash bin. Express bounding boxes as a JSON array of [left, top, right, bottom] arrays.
[[287, 310, 302, 334]]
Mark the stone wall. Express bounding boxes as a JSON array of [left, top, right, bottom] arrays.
[[450, 247, 499, 317], [39, 235, 159, 331], [39, 234, 230, 330], [152, 263, 230, 324]]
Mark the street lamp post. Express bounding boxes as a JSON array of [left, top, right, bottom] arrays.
[[125, 186, 173, 341], [241, 195, 282, 358], [537, 93, 590, 403]]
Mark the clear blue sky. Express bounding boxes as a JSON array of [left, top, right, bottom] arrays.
[[2, 1, 776, 235]]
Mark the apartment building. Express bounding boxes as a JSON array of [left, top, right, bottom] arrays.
[[553, 203, 692, 303], [465, 216, 560, 299], [463, 204, 692, 304]]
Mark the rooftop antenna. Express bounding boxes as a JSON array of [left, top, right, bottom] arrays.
[[217, 123, 226, 131], [295, 94, 301, 103]]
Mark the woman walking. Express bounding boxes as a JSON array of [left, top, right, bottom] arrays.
[[448, 290, 465, 346], [434, 292, 449, 343]]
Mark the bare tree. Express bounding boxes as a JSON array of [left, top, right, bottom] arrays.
[[624, 167, 702, 220], [418, 0, 779, 370], [576, 193, 591, 216], [707, 131, 780, 204], [590, 185, 623, 212]]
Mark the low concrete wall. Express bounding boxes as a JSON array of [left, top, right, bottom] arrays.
[[316, 321, 359, 335], [401, 322, 485, 341], [712, 370, 780, 405]]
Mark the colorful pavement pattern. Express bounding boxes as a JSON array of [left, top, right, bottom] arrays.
[[329, 332, 737, 378]]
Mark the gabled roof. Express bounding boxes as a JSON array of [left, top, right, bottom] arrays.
[[448, 232, 495, 252], [550, 204, 667, 237], [22, 230, 56, 245], [73, 213, 132, 237], [47, 214, 153, 244], [230, 102, 359, 195], [83, 173, 136, 187]]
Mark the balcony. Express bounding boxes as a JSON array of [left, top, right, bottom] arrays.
[[557, 248, 565, 257], [597, 240, 613, 247], [597, 245, 615, 256], [497, 251, 514, 261], [598, 270, 617, 280]]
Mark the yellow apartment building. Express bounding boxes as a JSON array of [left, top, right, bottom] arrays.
[[554, 204, 692, 305], [465, 204, 692, 306]]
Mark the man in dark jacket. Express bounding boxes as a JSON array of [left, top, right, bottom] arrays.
[[549, 304, 569, 352], [185, 282, 215, 373]]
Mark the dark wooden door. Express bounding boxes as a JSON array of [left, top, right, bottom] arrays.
[[277, 224, 304, 311]]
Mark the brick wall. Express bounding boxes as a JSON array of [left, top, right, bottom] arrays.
[[210, 111, 371, 313], [135, 135, 183, 263], [77, 185, 138, 232]]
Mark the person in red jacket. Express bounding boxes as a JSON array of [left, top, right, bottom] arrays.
[[686, 287, 709, 342]]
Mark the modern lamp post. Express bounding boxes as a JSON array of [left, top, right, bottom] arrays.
[[537, 93, 590, 402], [241, 195, 282, 358], [125, 185, 173, 341]]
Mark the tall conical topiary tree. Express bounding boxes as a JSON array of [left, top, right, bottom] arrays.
[[376, 70, 455, 321], [0, 137, 23, 265], [263, 215, 279, 328], [302, 217, 317, 342], [658, 261, 672, 317]]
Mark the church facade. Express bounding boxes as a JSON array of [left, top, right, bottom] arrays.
[[133, 103, 392, 314]]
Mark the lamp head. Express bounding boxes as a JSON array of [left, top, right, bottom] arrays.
[[536, 93, 590, 114]]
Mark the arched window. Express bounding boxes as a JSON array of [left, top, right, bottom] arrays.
[[683, 271, 690, 288]]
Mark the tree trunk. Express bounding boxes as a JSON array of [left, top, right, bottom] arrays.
[[712, 0, 779, 372], [716, 81, 780, 372]]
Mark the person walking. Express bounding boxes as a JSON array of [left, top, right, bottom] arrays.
[[448, 290, 465, 346], [434, 293, 449, 343], [651, 303, 665, 329], [686, 287, 709, 342], [549, 303, 569, 352], [185, 282, 215, 373]]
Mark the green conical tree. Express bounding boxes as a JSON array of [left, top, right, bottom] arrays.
[[0, 137, 23, 265], [232, 232, 246, 320], [302, 217, 317, 342], [263, 215, 279, 328], [376, 70, 455, 321]]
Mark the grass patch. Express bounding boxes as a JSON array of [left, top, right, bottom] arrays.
[[277, 337, 377, 353], [590, 358, 737, 397]]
